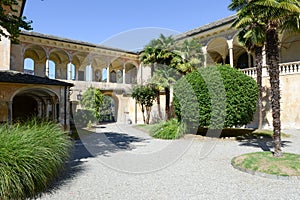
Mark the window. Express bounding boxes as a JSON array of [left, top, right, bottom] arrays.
[[49, 60, 56, 79], [67, 63, 76, 80], [24, 58, 34, 75]]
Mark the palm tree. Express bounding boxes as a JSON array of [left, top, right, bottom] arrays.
[[150, 64, 179, 120], [229, 0, 300, 157], [229, 1, 266, 130], [140, 34, 177, 120], [174, 38, 205, 75]]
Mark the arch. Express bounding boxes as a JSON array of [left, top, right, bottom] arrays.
[[237, 53, 251, 69], [206, 37, 229, 65], [102, 68, 107, 82], [125, 63, 137, 84], [100, 93, 119, 123], [11, 87, 59, 122], [117, 69, 123, 83], [49, 49, 70, 80], [24, 58, 34, 75], [110, 70, 117, 83], [280, 32, 300, 63], [49, 60, 56, 79]]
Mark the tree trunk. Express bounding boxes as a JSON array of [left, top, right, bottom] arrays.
[[157, 90, 162, 120], [145, 106, 151, 124], [165, 87, 170, 120], [255, 46, 263, 130], [266, 23, 282, 157], [141, 105, 146, 124]]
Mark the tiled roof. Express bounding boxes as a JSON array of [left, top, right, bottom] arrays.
[[175, 15, 237, 41], [0, 70, 73, 87]]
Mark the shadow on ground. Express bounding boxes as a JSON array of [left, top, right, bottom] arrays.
[[42, 126, 148, 196], [236, 135, 291, 152]]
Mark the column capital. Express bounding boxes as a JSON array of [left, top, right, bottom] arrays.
[[227, 39, 233, 49]]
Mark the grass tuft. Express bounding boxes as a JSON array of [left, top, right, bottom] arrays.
[[0, 119, 72, 200], [150, 119, 186, 140]]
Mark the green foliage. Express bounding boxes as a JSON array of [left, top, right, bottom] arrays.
[[0, 119, 72, 200], [150, 119, 186, 139], [140, 34, 204, 75], [174, 65, 258, 131], [80, 87, 104, 120], [99, 96, 115, 122], [73, 109, 96, 127], [0, 0, 32, 43], [131, 84, 157, 124]]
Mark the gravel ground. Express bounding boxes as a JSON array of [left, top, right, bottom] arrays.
[[37, 124, 300, 200]]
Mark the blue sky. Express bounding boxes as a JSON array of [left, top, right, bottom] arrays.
[[23, 0, 235, 50]]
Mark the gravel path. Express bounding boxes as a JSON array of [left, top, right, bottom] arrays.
[[37, 124, 300, 200]]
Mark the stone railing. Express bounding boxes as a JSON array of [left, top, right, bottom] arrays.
[[240, 67, 257, 78], [240, 61, 300, 78], [279, 61, 300, 75]]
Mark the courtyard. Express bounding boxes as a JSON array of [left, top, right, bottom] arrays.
[[38, 124, 300, 199]]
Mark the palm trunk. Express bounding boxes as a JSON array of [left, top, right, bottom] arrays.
[[255, 46, 263, 130], [165, 87, 170, 120], [266, 23, 282, 157]]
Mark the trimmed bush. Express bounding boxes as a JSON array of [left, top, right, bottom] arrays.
[[0, 119, 72, 200], [150, 119, 186, 139], [174, 65, 258, 131]]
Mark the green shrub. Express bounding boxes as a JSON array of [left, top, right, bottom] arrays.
[[174, 65, 258, 131], [150, 119, 186, 139], [0, 119, 72, 200]]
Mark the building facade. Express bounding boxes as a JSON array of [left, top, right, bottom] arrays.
[[1, 1, 300, 129]]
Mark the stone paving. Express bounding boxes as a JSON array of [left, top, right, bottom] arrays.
[[37, 124, 300, 200]]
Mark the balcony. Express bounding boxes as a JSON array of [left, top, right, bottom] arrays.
[[240, 61, 300, 78]]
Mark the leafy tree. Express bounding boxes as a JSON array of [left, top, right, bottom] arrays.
[[131, 84, 157, 124], [80, 87, 104, 120], [228, 0, 300, 157], [0, 0, 32, 43], [174, 65, 258, 132]]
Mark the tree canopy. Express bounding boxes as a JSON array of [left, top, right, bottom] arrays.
[[80, 87, 104, 120], [0, 0, 32, 43]]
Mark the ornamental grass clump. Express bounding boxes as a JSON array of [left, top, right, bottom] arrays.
[[150, 119, 186, 139], [0, 119, 72, 200]]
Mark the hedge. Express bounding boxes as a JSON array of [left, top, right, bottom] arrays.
[[173, 65, 258, 131]]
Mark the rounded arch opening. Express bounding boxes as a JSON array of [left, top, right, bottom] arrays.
[[99, 95, 118, 123], [12, 88, 59, 122]]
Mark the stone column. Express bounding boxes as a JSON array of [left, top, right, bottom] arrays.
[[37, 100, 43, 118], [45, 50, 50, 77], [106, 60, 110, 83], [227, 39, 234, 67], [45, 58, 49, 77], [262, 45, 268, 76], [53, 103, 57, 122], [7, 101, 12, 125], [248, 52, 252, 68], [123, 62, 126, 84], [202, 46, 207, 67]]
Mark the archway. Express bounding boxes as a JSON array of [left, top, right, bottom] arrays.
[[12, 88, 59, 122], [13, 96, 38, 121], [99, 95, 117, 123]]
